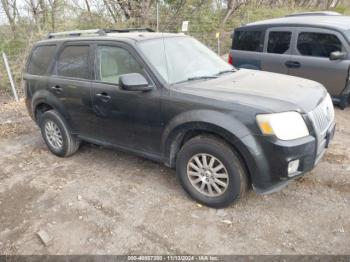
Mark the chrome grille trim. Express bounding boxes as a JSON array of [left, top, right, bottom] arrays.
[[308, 94, 334, 136]]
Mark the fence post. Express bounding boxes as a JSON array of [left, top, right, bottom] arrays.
[[216, 32, 220, 55], [2, 52, 19, 102]]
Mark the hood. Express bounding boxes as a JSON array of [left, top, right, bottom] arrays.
[[173, 69, 327, 113]]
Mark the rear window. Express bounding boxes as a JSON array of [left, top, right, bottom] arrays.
[[267, 31, 292, 54], [27, 45, 56, 75], [57, 45, 90, 79], [232, 30, 263, 52]]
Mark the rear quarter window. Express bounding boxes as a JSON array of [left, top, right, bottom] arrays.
[[27, 45, 56, 75], [232, 30, 264, 52]]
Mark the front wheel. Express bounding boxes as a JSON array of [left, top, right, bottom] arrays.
[[176, 135, 248, 208], [40, 110, 80, 157]]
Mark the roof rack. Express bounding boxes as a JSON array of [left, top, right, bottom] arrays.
[[286, 11, 342, 17], [47, 29, 105, 39], [47, 28, 155, 39], [104, 28, 155, 33]]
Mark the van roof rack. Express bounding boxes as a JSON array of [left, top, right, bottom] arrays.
[[47, 28, 155, 39], [285, 11, 342, 17]]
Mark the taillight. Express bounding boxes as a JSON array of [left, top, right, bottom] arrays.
[[228, 53, 233, 65]]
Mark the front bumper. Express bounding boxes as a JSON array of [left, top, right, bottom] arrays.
[[238, 121, 335, 194]]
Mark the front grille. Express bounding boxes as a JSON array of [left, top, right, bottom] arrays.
[[308, 94, 334, 136], [307, 94, 335, 163]]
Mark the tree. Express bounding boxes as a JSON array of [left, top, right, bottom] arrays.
[[24, 0, 43, 32], [1, 0, 18, 36]]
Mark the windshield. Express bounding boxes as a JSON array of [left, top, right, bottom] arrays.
[[138, 36, 234, 84]]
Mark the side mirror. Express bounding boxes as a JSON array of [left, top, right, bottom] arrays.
[[330, 51, 346, 61], [119, 73, 152, 92]]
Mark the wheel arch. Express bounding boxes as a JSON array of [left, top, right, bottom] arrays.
[[161, 110, 254, 177], [32, 90, 71, 125]]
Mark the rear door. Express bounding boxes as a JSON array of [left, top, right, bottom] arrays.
[[260, 27, 294, 75], [288, 28, 350, 96], [50, 42, 95, 137]]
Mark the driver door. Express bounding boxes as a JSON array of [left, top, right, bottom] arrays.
[[90, 42, 162, 154]]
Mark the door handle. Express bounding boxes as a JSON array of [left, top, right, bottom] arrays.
[[96, 92, 111, 102], [285, 61, 301, 69], [51, 85, 62, 94]]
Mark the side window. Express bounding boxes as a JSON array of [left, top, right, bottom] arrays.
[[57, 45, 90, 79], [267, 31, 292, 54], [27, 45, 56, 75], [297, 32, 342, 58], [233, 31, 263, 52], [95, 46, 143, 84]]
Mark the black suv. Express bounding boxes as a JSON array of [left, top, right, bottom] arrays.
[[25, 29, 335, 208]]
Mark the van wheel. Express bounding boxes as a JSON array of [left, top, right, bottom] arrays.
[[40, 110, 80, 157], [176, 135, 248, 208]]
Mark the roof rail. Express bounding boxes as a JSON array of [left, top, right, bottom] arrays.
[[286, 11, 342, 17], [47, 29, 105, 39], [103, 28, 155, 33], [47, 28, 155, 39]]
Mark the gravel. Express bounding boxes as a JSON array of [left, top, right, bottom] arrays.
[[0, 98, 349, 255]]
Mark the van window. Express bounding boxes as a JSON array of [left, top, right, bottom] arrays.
[[57, 45, 90, 79], [28, 45, 56, 75], [345, 29, 350, 42], [267, 31, 292, 54], [233, 31, 263, 52], [297, 32, 342, 58], [95, 46, 143, 84]]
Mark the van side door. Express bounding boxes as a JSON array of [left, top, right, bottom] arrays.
[[260, 27, 294, 75], [288, 27, 350, 97]]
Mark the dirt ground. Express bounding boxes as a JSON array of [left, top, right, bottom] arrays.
[[0, 96, 349, 255]]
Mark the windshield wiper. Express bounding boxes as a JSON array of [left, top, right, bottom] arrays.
[[174, 75, 218, 84], [216, 68, 236, 75], [187, 75, 218, 81]]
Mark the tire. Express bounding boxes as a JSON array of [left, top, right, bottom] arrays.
[[339, 100, 348, 110], [176, 135, 248, 208], [40, 110, 80, 157]]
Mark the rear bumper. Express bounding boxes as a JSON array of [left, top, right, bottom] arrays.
[[238, 122, 335, 194]]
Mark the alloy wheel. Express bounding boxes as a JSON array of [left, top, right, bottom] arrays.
[[44, 120, 63, 150], [186, 153, 229, 197]]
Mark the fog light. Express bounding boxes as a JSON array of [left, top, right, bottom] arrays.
[[288, 159, 300, 175]]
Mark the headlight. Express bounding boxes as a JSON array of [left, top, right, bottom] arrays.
[[256, 111, 309, 140]]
